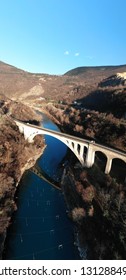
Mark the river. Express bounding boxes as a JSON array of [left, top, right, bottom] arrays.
[[3, 114, 80, 260]]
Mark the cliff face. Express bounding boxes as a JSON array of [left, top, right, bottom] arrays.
[[0, 96, 46, 258]]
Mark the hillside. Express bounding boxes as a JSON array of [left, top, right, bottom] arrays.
[[0, 95, 46, 258], [1, 61, 126, 111], [75, 74, 126, 118], [0, 61, 44, 99], [0, 61, 25, 74], [65, 65, 126, 76]]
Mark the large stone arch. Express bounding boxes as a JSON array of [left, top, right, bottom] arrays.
[[110, 158, 126, 182], [27, 130, 86, 165], [95, 150, 108, 172]]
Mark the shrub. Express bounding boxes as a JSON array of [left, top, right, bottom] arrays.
[[71, 207, 86, 222]]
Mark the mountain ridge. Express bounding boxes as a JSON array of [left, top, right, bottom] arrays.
[[1, 60, 126, 76], [0, 60, 126, 110], [64, 64, 126, 76]]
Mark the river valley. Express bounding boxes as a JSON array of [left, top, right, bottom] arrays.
[[3, 114, 80, 260]]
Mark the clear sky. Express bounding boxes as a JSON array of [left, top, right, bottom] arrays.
[[0, 0, 126, 74]]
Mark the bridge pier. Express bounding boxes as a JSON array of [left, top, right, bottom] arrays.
[[105, 157, 112, 174], [85, 144, 95, 168], [78, 145, 85, 166], [80, 145, 84, 158], [68, 142, 86, 166], [70, 142, 78, 158], [19, 126, 24, 134], [23, 128, 40, 143], [27, 133, 38, 143]]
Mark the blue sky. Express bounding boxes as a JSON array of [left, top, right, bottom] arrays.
[[0, 0, 126, 74]]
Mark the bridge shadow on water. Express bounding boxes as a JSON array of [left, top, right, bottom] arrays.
[[30, 165, 61, 191]]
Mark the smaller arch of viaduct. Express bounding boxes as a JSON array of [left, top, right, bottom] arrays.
[[15, 120, 126, 175]]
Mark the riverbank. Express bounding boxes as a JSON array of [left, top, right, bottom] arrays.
[[60, 149, 126, 259], [37, 104, 126, 259], [0, 97, 46, 259]]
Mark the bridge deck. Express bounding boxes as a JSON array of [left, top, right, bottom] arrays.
[[14, 118, 126, 158]]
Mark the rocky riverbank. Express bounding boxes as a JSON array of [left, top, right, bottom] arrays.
[[0, 96, 46, 259]]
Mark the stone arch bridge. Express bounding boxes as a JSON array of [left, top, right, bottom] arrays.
[[14, 119, 126, 175]]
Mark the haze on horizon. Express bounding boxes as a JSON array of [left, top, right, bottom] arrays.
[[0, 0, 126, 75]]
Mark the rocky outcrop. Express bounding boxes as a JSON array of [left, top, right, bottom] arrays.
[[99, 72, 126, 87]]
